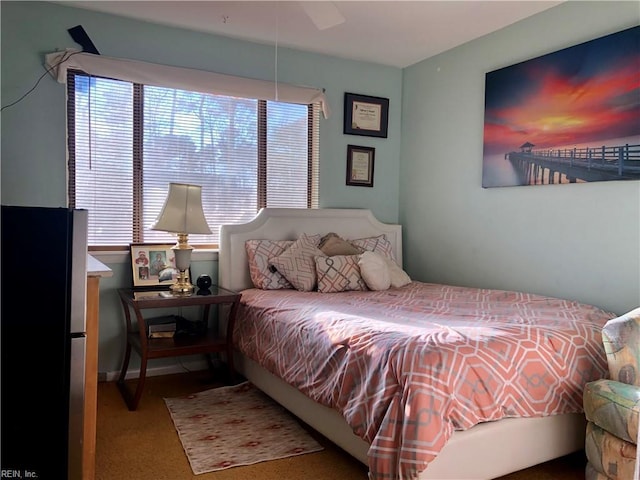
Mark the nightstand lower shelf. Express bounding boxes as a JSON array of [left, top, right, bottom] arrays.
[[116, 287, 241, 411], [127, 331, 228, 358], [117, 332, 228, 409]]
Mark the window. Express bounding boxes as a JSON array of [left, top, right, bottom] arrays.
[[67, 71, 319, 248]]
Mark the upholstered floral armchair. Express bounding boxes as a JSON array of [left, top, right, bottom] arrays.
[[584, 307, 640, 480]]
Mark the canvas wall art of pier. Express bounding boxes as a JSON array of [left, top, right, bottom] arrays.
[[482, 25, 639, 188]]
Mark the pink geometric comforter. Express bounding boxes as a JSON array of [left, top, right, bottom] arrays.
[[233, 282, 615, 479]]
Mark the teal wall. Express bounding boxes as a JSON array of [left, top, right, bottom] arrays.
[[2, 1, 638, 377], [1, 1, 402, 223], [401, 1, 640, 315], [1, 1, 402, 374]]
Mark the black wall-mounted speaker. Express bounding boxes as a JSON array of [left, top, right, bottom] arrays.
[[67, 25, 100, 55]]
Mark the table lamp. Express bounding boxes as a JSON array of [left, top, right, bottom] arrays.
[[151, 183, 212, 294]]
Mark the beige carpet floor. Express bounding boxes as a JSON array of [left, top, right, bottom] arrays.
[[96, 370, 587, 479]]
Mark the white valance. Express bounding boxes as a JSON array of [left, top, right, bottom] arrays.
[[45, 49, 330, 118]]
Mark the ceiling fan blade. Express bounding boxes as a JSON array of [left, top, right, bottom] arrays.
[[300, 2, 346, 31]]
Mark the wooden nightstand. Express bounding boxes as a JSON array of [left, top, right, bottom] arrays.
[[116, 286, 241, 411]]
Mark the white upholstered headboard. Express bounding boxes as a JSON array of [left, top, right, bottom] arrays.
[[218, 208, 402, 293]]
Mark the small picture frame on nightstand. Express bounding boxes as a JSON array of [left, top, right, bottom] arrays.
[[130, 243, 190, 289]]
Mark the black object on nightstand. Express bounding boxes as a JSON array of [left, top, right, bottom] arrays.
[[196, 274, 212, 295]]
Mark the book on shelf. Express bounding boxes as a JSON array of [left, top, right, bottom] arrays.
[[149, 331, 175, 339], [146, 315, 181, 338], [148, 322, 176, 333]]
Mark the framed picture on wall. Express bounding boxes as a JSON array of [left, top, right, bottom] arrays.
[[344, 92, 389, 138], [346, 145, 375, 187]]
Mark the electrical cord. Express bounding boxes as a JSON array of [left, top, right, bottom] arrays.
[[1, 50, 82, 112]]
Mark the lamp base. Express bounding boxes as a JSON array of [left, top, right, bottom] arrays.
[[171, 266, 194, 295], [170, 281, 194, 295]]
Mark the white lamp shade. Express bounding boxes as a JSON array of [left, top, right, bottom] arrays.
[[151, 183, 212, 235]]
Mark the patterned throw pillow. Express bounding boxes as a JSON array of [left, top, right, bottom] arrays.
[[349, 234, 395, 261], [245, 239, 294, 289], [315, 255, 368, 293], [319, 233, 364, 256], [269, 234, 325, 292]]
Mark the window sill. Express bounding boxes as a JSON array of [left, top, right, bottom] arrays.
[[90, 249, 219, 265]]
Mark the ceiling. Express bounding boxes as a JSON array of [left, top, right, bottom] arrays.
[[55, 1, 565, 68]]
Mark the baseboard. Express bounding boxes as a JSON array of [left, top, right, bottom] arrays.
[[99, 358, 210, 382]]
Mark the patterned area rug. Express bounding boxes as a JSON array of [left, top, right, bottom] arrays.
[[164, 382, 324, 474]]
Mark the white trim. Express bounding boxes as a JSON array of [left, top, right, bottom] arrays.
[[100, 359, 209, 382], [45, 49, 330, 118], [90, 249, 218, 265]]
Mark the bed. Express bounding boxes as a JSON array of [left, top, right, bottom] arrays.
[[218, 207, 615, 480]]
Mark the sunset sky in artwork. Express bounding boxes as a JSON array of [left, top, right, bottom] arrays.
[[483, 26, 639, 156]]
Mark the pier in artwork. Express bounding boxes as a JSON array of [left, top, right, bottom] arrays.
[[506, 142, 640, 185]]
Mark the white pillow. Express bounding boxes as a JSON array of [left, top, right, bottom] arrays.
[[358, 251, 391, 291], [359, 251, 411, 290], [385, 256, 411, 288]]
